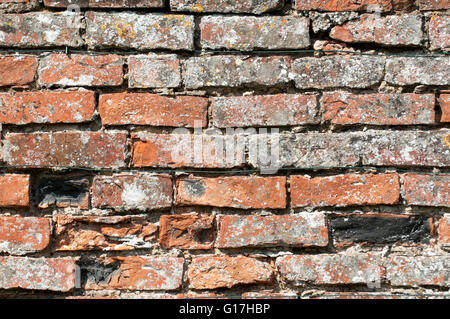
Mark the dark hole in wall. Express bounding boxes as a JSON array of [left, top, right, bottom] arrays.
[[37, 176, 90, 208], [80, 260, 120, 286]]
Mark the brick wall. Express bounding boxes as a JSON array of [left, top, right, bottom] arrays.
[[0, 0, 449, 299]]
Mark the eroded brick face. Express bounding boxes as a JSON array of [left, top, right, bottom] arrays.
[[170, 0, 284, 13], [0, 55, 37, 87], [0, 174, 30, 207], [293, 0, 393, 11]]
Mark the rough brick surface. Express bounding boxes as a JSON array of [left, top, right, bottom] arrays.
[[0, 91, 95, 124], [276, 253, 384, 285], [290, 174, 400, 207], [216, 213, 328, 248], [293, 0, 392, 11], [54, 215, 158, 251], [321, 92, 435, 125], [440, 94, 450, 122], [3, 131, 127, 168], [438, 214, 450, 246], [419, 0, 450, 10], [99, 93, 207, 127], [0, 257, 76, 292], [183, 55, 291, 88], [428, 16, 450, 51], [291, 56, 385, 89], [401, 174, 449, 207], [0, 216, 51, 255], [211, 94, 318, 127], [0, 174, 30, 207], [176, 176, 286, 209], [38, 54, 124, 87], [330, 14, 423, 46], [44, 0, 164, 7], [170, 0, 284, 13], [0, 13, 83, 47], [0, 55, 37, 87], [85, 12, 194, 50], [187, 256, 273, 289], [128, 54, 181, 88], [159, 214, 215, 249], [92, 173, 173, 211], [200, 16, 309, 50]]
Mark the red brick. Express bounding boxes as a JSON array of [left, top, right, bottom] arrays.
[[54, 215, 158, 251], [0, 55, 37, 87], [0, 174, 30, 207], [401, 174, 449, 207], [216, 213, 328, 248], [38, 54, 123, 87], [0, 13, 82, 47], [387, 256, 449, 287], [187, 256, 273, 289], [0, 257, 76, 292], [419, 0, 450, 10], [44, 0, 164, 7], [440, 94, 450, 122], [276, 253, 384, 285], [322, 92, 435, 125], [200, 16, 309, 50], [84, 256, 184, 290], [211, 94, 318, 128], [176, 176, 286, 209], [92, 173, 173, 211], [99, 93, 207, 127], [159, 214, 215, 249], [290, 174, 399, 208], [330, 14, 423, 46], [170, 0, 284, 13], [128, 54, 181, 88], [293, 0, 392, 11], [3, 131, 127, 169], [0, 91, 95, 125], [428, 16, 450, 51], [131, 132, 245, 168], [438, 214, 450, 246], [0, 216, 51, 255]]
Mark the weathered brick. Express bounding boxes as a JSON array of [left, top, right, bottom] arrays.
[[291, 174, 399, 207], [0, 13, 82, 47], [176, 176, 286, 209], [0, 55, 37, 87], [99, 93, 207, 127], [330, 14, 423, 46], [200, 16, 309, 50], [44, 0, 164, 7], [0, 91, 95, 124], [293, 0, 392, 11], [85, 12, 194, 50], [385, 57, 450, 86], [401, 174, 449, 207], [38, 54, 123, 87], [321, 92, 435, 125], [170, 0, 284, 13], [92, 173, 173, 211], [159, 214, 215, 249], [211, 94, 319, 128], [276, 253, 384, 285], [386, 256, 449, 287], [187, 256, 273, 289], [216, 213, 328, 248], [0, 174, 30, 207], [0, 257, 76, 292], [183, 55, 291, 89], [0, 216, 51, 255], [54, 215, 158, 251], [428, 16, 450, 51], [362, 129, 450, 167], [331, 214, 432, 245], [291, 56, 385, 89], [37, 176, 89, 209], [438, 214, 450, 246], [131, 132, 245, 168], [3, 131, 127, 169], [419, 0, 450, 10], [128, 54, 181, 88], [440, 94, 450, 122], [84, 256, 184, 290]]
